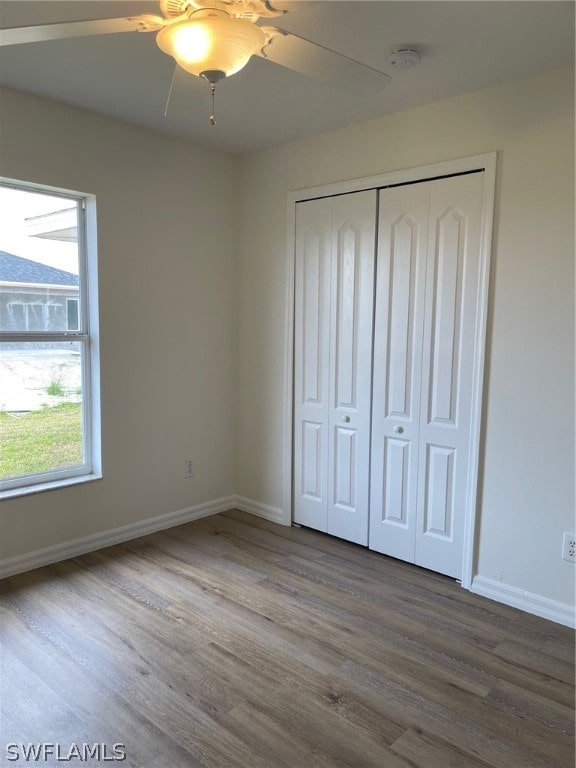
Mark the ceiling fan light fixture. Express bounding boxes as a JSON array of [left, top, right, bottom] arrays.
[[156, 11, 266, 78]]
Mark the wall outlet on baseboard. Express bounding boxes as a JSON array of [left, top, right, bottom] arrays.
[[562, 532, 576, 563], [184, 460, 194, 479]]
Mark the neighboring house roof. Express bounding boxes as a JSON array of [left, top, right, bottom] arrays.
[[0, 250, 78, 287]]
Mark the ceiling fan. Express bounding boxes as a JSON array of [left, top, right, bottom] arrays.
[[0, 0, 391, 124]]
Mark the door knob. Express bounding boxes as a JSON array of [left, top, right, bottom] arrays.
[[394, 425, 404, 434], [343, 415, 351, 423]]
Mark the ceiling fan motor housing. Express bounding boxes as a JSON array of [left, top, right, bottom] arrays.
[[160, 0, 192, 18]]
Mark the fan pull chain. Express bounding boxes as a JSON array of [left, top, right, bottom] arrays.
[[201, 71, 224, 126], [209, 81, 216, 126]]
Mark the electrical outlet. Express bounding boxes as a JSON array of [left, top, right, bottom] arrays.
[[562, 532, 576, 563], [184, 460, 194, 479]]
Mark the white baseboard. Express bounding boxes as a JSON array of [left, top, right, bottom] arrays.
[[471, 575, 576, 629], [5, 501, 572, 631], [233, 495, 287, 526], [0, 495, 236, 579]]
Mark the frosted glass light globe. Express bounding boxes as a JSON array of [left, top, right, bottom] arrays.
[[156, 12, 266, 78]]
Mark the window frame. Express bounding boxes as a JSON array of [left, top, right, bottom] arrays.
[[0, 178, 101, 497]]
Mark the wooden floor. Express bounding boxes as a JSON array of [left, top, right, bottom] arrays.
[[1, 511, 574, 768]]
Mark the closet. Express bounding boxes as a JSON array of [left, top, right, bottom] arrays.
[[293, 169, 488, 580]]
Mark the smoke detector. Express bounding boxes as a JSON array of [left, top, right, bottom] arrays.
[[388, 49, 421, 70]]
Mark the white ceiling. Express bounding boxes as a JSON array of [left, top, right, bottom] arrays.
[[0, 1, 574, 155]]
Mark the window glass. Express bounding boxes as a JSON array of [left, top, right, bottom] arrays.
[[0, 182, 98, 493], [0, 341, 84, 481]]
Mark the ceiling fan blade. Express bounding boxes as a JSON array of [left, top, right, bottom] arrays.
[[0, 16, 158, 47], [258, 28, 390, 96]]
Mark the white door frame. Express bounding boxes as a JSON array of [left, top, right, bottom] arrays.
[[282, 153, 497, 589]]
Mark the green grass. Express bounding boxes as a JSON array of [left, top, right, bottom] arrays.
[[46, 380, 66, 397], [0, 402, 83, 480]]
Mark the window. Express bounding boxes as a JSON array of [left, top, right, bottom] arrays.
[[0, 180, 100, 496]]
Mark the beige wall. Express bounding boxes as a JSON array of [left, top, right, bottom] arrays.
[[0, 88, 238, 559], [236, 68, 575, 607]]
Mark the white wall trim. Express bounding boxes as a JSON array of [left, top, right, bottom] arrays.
[[287, 152, 498, 204], [471, 575, 576, 628], [282, 196, 297, 527], [234, 495, 287, 525], [0, 495, 236, 579], [3, 489, 573, 631], [460, 153, 497, 589]]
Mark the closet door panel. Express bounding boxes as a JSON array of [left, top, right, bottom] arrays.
[[415, 173, 484, 577], [428, 206, 465, 424], [423, 443, 455, 538], [293, 198, 332, 531], [333, 425, 356, 507], [382, 436, 411, 525], [327, 191, 376, 545], [369, 184, 429, 560], [301, 421, 323, 500]]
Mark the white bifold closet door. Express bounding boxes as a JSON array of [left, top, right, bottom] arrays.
[[293, 191, 377, 545], [369, 172, 484, 578]]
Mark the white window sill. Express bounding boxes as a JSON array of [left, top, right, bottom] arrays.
[[0, 472, 102, 501]]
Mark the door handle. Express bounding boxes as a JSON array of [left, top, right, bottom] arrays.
[[394, 425, 404, 434], [343, 415, 351, 423]]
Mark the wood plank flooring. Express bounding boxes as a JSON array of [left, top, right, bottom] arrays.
[[1, 510, 574, 767]]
